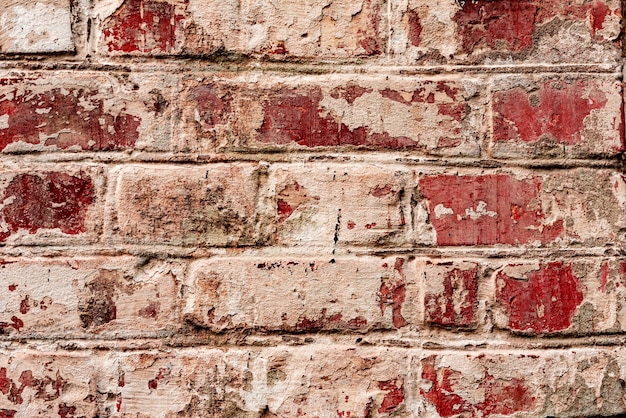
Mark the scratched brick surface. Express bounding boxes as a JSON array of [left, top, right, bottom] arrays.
[[177, 75, 484, 156], [490, 74, 624, 158], [0, 72, 174, 153], [0, 0, 74, 53], [390, 0, 622, 64], [0, 257, 183, 338], [113, 164, 263, 247], [184, 256, 418, 332], [95, 0, 387, 58]]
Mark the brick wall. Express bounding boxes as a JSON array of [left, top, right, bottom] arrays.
[[0, 0, 624, 417]]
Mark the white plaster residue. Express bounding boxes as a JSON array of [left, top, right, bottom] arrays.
[[465, 201, 497, 220], [434, 203, 453, 218], [0, 114, 9, 130], [0, 2, 74, 53]]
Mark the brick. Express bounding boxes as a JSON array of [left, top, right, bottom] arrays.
[[0, 351, 96, 417], [419, 169, 626, 247], [178, 75, 484, 156], [418, 349, 626, 417], [0, 165, 103, 245], [104, 347, 411, 417], [390, 0, 621, 64], [0, 72, 174, 153], [184, 256, 418, 332], [492, 258, 626, 335], [0, 0, 74, 53], [114, 164, 262, 247], [491, 75, 624, 158], [0, 257, 183, 338], [266, 164, 425, 247], [97, 0, 386, 58], [421, 260, 481, 329]]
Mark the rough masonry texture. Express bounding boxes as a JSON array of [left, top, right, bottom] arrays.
[[0, 0, 624, 417]]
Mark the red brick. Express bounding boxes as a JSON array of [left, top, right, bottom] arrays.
[[422, 260, 480, 328], [178, 76, 483, 156], [266, 164, 423, 247], [99, 0, 386, 58], [0, 166, 103, 245], [114, 164, 261, 246], [391, 0, 621, 64], [493, 258, 626, 335], [184, 256, 417, 332], [419, 169, 626, 247], [491, 76, 623, 158], [0, 73, 174, 153]]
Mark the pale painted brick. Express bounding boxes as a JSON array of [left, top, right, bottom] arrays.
[[184, 256, 418, 332], [490, 75, 624, 158], [114, 164, 263, 247], [178, 74, 484, 157], [390, 0, 621, 64], [0, 257, 183, 338], [96, 0, 386, 58], [0, 72, 174, 153], [265, 163, 425, 247], [0, 0, 74, 53]]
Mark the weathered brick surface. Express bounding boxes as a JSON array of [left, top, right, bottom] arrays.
[[490, 75, 624, 158], [0, 73, 174, 153], [113, 164, 263, 247], [1, 0, 625, 414], [0, 0, 74, 53], [0, 257, 183, 338], [96, 0, 387, 58], [178, 75, 484, 156], [184, 256, 418, 332], [390, 0, 622, 64], [0, 165, 103, 246]]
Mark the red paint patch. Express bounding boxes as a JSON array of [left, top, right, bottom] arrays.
[[330, 84, 372, 104], [0, 410, 15, 418], [493, 80, 607, 144], [294, 309, 368, 331], [139, 301, 160, 319], [496, 262, 583, 333], [407, 9, 422, 47], [425, 266, 478, 327], [455, 1, 614, 54], [189, 84, 233, 129], [147, 367, 171, 390], [371, 184, 394, 197], [378, 379, 404, 414], [19, 296, 29, 315], [102, 0, 185, 54], [258, 87, 417, 148], [420, 356, 535, 417], [277, 182, 317, 222], [347, 221, 356, 230], [599, 262, 610, 292], [0, 85, 141, 151], [58, 403, 76, 418], [0, 173, 95, 241], [7, 285, 16, 292], [379, 258, 408, 328], [420, 174, 564, 246], [356, 0, 383, 55]]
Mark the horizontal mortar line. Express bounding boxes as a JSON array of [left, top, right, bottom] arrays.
[[0, 245, 621, 259], [0, 58, 621, 75], [4, 335, 626, 352], [0, 153, 622, 170]]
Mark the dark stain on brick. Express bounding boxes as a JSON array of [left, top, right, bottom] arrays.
[[0, 172, 95, 241], [407, 9, 422, 47], [0, 84, 140, 151], [189, 84, 233, 130], [79, 270, 122, 328], [19, 296, 30, 315], [139, 301, 160, 319], [293, 309, 368, 332], [496, 262, 583, 333]]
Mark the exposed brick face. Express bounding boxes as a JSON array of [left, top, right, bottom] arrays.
[[0, 0, 624, 416]]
